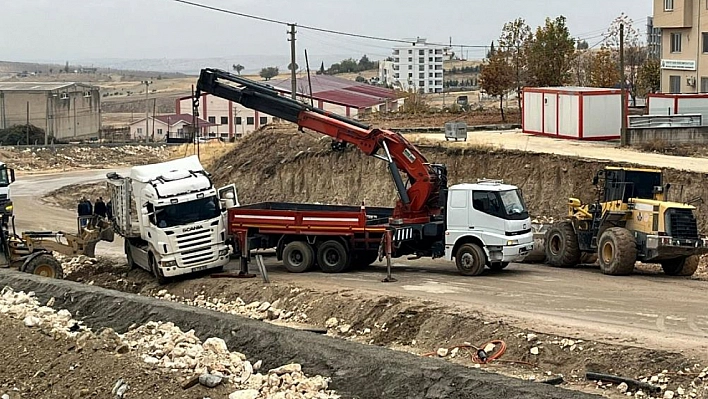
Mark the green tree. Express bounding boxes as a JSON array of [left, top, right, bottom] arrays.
[[317, 61, 325, 75], [499, 18, 532, 110], [590, 47, 620, 87], [232, 64, 244, 75], [526, 16, 576, 87], [604, 13, 646, 105], [486, 41, 496, 59], [64, 61, 70, 73], [259, 67, 279, 81], [480, 50, 514, 121], [637, 58, 661, 96]]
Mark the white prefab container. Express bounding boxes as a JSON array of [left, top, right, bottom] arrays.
[[522, 87, 623, 140], [647, 94, 708, 124]]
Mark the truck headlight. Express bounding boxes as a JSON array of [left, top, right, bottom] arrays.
[[161, 260, 177, 268], [506, 240, 519, 246], [4, 204, 12, 212], [218, 248, 230, 257]]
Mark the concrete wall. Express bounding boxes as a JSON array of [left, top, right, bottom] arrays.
[[0, 85, 100, 140], [628, 126, 708, 145]]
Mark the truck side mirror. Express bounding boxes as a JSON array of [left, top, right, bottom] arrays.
[[9, 169, 14, 183]]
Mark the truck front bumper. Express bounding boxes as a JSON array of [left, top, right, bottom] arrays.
[[645, 235, 708, 261], [160, 246, 231, 277], [487, 243, 535, 263]]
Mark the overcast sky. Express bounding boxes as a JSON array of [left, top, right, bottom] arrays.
[[0, 0, 653, 64]]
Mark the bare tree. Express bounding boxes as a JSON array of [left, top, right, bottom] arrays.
[[604, 13, 646, 105], [498, 18, 532, 110]]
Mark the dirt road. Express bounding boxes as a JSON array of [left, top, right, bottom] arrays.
[[19, 169, 708, 357], [411, 130, 708, 173]]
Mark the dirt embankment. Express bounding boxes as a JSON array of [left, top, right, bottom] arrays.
[[358, 109, 521, 128], [211, 127, 708, 231]]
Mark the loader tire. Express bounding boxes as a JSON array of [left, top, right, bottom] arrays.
[[598, 227, 637, 276], [282, 241, 314, 273], [455, 243, 486, 276], [24, 254, 63, 279], [544, 221, 581, 267], [661, 255, 699, 276]]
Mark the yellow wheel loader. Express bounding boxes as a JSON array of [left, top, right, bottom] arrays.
[[544, 167, 708, 276], [0, 215, 114, 279]]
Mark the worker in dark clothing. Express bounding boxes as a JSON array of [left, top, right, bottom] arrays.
[[106, 199, 113, 220], [78, 197, 91, 227], [94, 197, 107, 218]]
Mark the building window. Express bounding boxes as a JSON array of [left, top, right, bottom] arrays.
[[136, 128, 142, 134], [259, 117, 267, 125], [419, 50, 425, 55], [408, 65, 412, 70], [220, 116, 228, 125], [429, 57, 433, 62], [408, 50, 412, 54], [177, 128, 184, 135], [701, 77, 708, 93], [669, 75, 681, 93], [665, 0, 674, 10], [703, 33, 708, 53], [429, 72, 433, 77], [418, 57, 425, 63], [408, 57, 413, 62], [157, 128, 163, 135], [235, 117, 242, 125], [208, 116, 216, 123], [408, 73, 413, 78], [671, 33, 682, 53], [419, 80, 425, 87], [246, 117, 254, 125], [419, 73, 425, 79]]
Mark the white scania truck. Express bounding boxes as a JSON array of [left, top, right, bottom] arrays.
[[106, 156, 237, 283], [0, 162, 16, 219]]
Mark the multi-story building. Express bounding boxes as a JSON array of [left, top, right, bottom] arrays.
[[653, 0, 708, 93], [647, 16, 662, 59], [387, 38, 445, 93]]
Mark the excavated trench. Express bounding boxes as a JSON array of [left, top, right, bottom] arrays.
[[0, 270, 599, 399]]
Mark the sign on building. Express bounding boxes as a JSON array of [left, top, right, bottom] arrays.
[[660, 59, 697, 71]]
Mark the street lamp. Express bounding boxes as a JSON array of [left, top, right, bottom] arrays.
[[141, 80, 152, 143]]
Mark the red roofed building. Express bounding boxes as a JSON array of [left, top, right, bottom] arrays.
[[128, 113, 216, 141], [176, 75, 403, 140]]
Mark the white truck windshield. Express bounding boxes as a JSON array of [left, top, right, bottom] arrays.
[[0, 169, 10, 187], [154, 196, 220, 228], [499, 189, 528, 217]]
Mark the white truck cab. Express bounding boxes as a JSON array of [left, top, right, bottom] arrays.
[[107, 156, 235, 283], [444, 180, 534, 275]]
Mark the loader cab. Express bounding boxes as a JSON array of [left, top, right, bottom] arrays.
[[594, 167, 664, 203]]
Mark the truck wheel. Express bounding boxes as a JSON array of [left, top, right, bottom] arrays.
[[317, 240, 350, 273], [544, 221, 580, 267], [661, 256, 699, 276], [24, 254, 64, 279], [149, 254, 168, 285], [598, 227, 637, 276], [282, 241, 314, 273], [455, 243, 486, 276], [124, 240, 138, 270]]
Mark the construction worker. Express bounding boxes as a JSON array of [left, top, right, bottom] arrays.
[[106, 199, 113, 220], [94, 197, 107, 218], [78, 197, 91, 227]]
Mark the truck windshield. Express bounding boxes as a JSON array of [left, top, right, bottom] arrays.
[[154, 196, 220, 228], [472, 189, 529, 220], [499, 189, 528, 220], [0, 169, 10, 187]]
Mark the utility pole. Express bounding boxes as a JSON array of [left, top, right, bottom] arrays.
[[25, 102, 29, 145], [142, 80, 152, 143], [619, 23, 627, 147], [288, 23, 297, 100]]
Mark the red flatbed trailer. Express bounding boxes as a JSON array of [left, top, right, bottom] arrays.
[[228, 202, 393, 273]]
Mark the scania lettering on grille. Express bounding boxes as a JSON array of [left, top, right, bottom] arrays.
[[183, 225, 204, 232]]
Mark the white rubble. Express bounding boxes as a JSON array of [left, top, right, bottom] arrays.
[[0, 286, 340, 399]]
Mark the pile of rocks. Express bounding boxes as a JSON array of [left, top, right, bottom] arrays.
[[0, 286, 340, 399], [54, 254, 97, 276], [155, 290, 309, 324]]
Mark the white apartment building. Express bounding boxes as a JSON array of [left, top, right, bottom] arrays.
[[388, 38, 445, 93]]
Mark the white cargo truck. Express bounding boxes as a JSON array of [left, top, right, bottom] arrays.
[[106, 156, 237, 283]]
